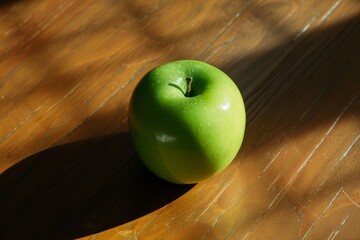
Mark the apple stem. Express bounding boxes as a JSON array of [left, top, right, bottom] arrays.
[[185, 77, 193, 97]]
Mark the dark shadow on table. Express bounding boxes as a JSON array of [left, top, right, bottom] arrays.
[[0, 133, 194, 239]]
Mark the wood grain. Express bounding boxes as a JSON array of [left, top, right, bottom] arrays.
[[0, 0, 359, 239]]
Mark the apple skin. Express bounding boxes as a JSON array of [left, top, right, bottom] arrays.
[[128, 60, 246, 184]]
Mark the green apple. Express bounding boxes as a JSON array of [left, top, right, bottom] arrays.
[[128, 60, 246, 184]]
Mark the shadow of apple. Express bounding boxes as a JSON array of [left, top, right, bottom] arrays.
[[0, 133, 194, 239]]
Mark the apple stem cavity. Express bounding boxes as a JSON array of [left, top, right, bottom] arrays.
[[185, 77, 193, 97]]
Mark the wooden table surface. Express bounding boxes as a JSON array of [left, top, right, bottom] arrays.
[[0, 0, 359, 239]]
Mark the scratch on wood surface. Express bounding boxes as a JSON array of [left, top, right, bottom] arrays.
[[343, 190, 360, 208], [132, 214, 158, 240], [291, 13, 321, 44], [295, 86, 327, 125], [262, 146, 286, 173], [286, 95, 357, 188], [0, 81, 83, 146], [240, 190, 284, 240], [327, 212, 352, 240], [301, 187, 344, 240], [0, 23, 167, 150], [196, 180, 246, 236], [184, 212, 194, 223], [0, 105, 42, 145], [0, 2, 76, 145], [61, 60, 154, 142], [335, 134, 360, 167], [204, 42, 230, 62], [319, 0, 343, 24], [165, 216, 176, 228], [282, 132, 300, 154], [48, 66, 127, 134], [46, 81, 83, 112], [196, 179, 233, 221], [266, 175, 280, 191], [200, 210, 226, 240], [266, 190, 283, 211], [314, 133, 360, 195], [195, 0, 253, 59]]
